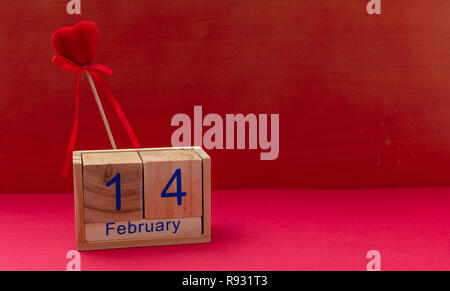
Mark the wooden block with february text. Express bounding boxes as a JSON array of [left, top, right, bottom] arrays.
[[139, 149, 203, 219], [82, 152, 143, 223], [85, 217, 202, 242]]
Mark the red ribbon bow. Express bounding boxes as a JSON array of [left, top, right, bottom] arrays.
[[52, 55, 140, 176]]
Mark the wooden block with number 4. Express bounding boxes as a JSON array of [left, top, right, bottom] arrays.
[[82, 152, 143, 223], [139, 149, 203, 219]]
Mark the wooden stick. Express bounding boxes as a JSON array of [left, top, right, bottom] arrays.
[[84, 70, 117, 149]]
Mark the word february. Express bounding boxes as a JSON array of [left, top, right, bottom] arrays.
[[84, 217, 202, 242], [106, 220, 180, 236], [171, 106, 279, 160]]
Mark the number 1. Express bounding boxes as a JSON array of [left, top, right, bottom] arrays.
[[106, 173, 121, 211]]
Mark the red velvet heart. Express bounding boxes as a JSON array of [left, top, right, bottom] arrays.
[[51, 21, 99, 66]]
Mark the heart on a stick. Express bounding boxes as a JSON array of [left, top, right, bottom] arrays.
[[51, 20, 99, 66], [52, 20, 140, 177]]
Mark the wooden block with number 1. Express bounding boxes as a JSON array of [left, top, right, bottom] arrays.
[[82, 152, 143, 223]]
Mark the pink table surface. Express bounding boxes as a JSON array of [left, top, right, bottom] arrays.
[[0, 188, 449, 271]]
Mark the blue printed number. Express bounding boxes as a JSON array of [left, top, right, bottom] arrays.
[[161, 169, 186, 205], [106, 173, 121, 211]]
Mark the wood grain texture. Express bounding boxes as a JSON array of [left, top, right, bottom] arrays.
[[73, 152, 86, 248], [78, 233, 211, 251], [82, 152, 143, 223], [139, 149, 203, 219], [85, 217, 202, 241], [73, 147, 211, 251], [194, 147, 211, 237]]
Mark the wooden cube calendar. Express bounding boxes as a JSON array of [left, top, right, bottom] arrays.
[[72, 147, 211, 251]]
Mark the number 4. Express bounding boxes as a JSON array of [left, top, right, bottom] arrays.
[[161, 169, 187, 205]]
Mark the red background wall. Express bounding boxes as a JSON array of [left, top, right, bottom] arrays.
[[1, 1, 450, 193]]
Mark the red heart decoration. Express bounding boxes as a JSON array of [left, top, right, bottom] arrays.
[[51, 21, 99, 66]]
